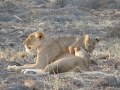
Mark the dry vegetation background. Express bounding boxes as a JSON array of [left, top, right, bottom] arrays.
[[0, 0, 120, 90]]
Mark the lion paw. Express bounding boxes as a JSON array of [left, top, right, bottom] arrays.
[[7, 65, 21, 72], [21, 69, 48, 75], [21, 69, 37, 74]]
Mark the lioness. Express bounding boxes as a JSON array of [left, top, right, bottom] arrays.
[[7, 31, 99, 74]]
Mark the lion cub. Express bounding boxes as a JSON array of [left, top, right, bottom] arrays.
[[74, 47, 90, 69]]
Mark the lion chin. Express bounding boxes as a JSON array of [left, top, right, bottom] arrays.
[[24, 45, 31, 53]]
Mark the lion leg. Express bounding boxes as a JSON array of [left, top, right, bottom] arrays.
[[21, 63, 60, 75], [21, 69, 48, 75], [43, 57, 77, 74], [43, 64, 59, 74], [19, 63, 39, 69], [7, 63, 39, 72], [68, 46, 75, 54]]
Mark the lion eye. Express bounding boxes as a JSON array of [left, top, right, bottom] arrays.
[[28, 47, 31, 49]]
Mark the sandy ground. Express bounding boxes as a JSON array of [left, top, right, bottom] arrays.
[[0, 0, 120, 90]]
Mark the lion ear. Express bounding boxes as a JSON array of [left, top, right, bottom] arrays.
[[84, 34, 90, 43], [95, 37, 100, 43], [35, 32, 43, 40]]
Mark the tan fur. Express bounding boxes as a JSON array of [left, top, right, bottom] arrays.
[[7, 32, 99, 74], [52, 34, 100, 54], [53, 36, 77, 52], [74, 47, 90, 69], [69, 34, 100, 54]]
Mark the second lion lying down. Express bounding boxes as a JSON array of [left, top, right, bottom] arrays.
[[7, 31, 99, 74]]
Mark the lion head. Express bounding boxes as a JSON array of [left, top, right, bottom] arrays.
[[83, 34, 100, 53], [23, 32, 44, 52]]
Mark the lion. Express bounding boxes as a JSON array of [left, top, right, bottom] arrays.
[[74, 47, 90, 69], [53, 34, 100, 54], [7, 31, 99, 74], [21, 46, 94, 74], [68, 34, 100, 54], [53, 36, 77, 52]]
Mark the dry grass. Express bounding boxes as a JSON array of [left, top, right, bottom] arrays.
[[90, 75, 120, 90], [93, 38, 120, 59], [0, 48, 29, 61], [10, 51, 28, 60], [0, 49, 10, 59], [0, 0, 120, 90], [109, 39, 120, 58]]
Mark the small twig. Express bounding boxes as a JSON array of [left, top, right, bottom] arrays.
[[13, 15, 22, 21]]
